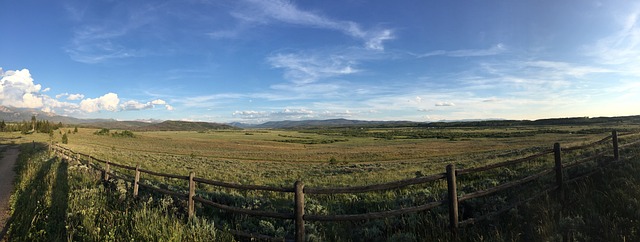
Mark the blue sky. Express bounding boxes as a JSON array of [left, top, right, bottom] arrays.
[[1, 0, 639, 123]]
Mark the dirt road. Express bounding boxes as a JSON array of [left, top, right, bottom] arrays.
[[0, 146, 19, 240]]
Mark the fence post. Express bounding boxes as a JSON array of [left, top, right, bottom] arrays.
[[134, 165, 140, 197], [554, 143, 563, 189], [446, 164, 458, 235], [294, 181, 305, 242], [612, 131, 619, 161], [188, 172, 195, 219], [104, 161, 110, 181]]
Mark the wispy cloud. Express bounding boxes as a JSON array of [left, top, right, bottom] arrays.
[[220, 0, 394, 50], [56, 93, 85, 100], [416, 44, 507, 58], [267, 51, 359, 84], [435, 102, 455, 107], [64, 2, 165, 63], [588, 8, 640, 66], [232, 108, 354, 122]]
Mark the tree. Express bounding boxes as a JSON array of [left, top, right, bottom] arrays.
[[62, 133, 68, 144], [31, 115, 36, 131], [0, 120, 5, 132], [73, 126, 78, 133]]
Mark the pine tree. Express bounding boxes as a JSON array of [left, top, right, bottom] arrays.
[[62, 133, 68, 144]]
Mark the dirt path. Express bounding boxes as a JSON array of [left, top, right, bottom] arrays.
[[0, 146, 19, 240]]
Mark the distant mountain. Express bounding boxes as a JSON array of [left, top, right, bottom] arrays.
[[133, 120, 239, 131], [0, 106, 237, 131], [79, 121, 155, 130], [3, 105, 638, 131], [0, 105, 112, 124], [227, 122, 257, 129], [82, 120, 239, 131], [253, 118, 418, 129]]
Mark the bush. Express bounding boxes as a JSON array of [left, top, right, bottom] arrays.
[[94, 128, 110, 136], [112, 130, 135, 138]]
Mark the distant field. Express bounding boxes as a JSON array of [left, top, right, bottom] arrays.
[[35, 124, 639, 187]]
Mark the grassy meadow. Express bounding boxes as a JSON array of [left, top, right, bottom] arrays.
[[2, 121, 640, 241], [51, 124, 639, 187]]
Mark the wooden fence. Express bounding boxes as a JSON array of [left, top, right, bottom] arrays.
[[50, 131, 640, 241]]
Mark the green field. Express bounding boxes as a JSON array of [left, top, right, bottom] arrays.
[[3, 121, 640, 241], [51, 124, 638, 187]]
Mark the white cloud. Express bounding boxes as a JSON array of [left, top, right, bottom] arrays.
[[0, 69, 45, 108], [80, 93, 120, 112], [151, 99, 166, 105], [67, 93, 85, 100], [435, 102, 455, 107], [120, 100, 153, 111], [120, 99, 172, 111], [58, 93, 86, 100]]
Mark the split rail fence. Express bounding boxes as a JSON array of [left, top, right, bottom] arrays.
[[50, 131, 640, 241]]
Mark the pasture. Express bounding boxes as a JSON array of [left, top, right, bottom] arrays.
[[4, 121, 640, 241], [53, 124, 636, 187]]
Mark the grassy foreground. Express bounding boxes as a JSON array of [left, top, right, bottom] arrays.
[[3, 140, 640, 241], [6, 143, 234, 242]]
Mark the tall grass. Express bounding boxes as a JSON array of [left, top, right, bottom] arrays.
[[5, 130, 640, 241], [7, 143, 234, 241]]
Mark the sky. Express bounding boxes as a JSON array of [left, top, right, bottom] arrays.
[[1, 0, 639, 123]]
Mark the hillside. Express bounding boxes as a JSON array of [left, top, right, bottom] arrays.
[[250, 116, 640, 129], [253, 118, 417, 129], [133, 120, 239, 131], [0, 106, 112, 124]]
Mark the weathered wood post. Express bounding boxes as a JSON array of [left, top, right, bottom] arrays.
[[188, 172, 195, 219], [612, 131, 619, 161], [294, 181, 305, 242], [554, 143, 563, 190], [104, 161, 110, 181], [134, 165, 141, 197], [446, 164, 459, 235]]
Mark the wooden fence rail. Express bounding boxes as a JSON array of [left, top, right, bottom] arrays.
[[50, 130, 640, 241]]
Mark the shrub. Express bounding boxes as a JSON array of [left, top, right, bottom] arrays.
[[112, 130, 135, 138], [94, 128, 110, 136]]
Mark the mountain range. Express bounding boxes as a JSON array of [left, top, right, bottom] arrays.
[[2, 105, 639, 130]]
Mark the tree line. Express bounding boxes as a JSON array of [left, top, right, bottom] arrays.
[[0, 115, 63, 134]]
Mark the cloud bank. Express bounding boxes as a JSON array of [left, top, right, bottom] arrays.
[[1, 68, 173, 114]]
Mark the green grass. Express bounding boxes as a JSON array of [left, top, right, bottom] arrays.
[[54, 126, 637, 188], [3, 123, 640, 241], [6, 142, 235, 242]]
